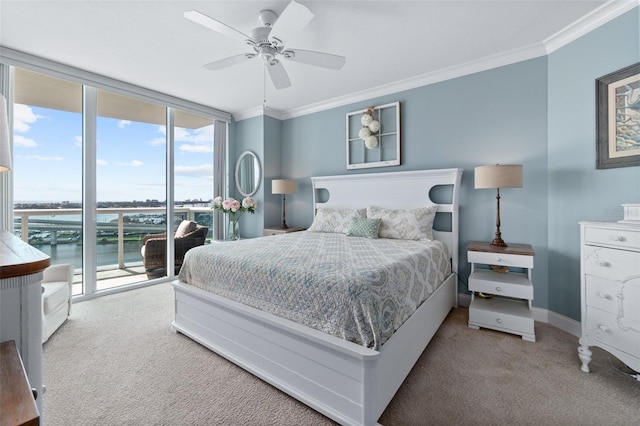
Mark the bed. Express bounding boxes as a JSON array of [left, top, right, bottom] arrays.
[[172, 168, 463, 425]]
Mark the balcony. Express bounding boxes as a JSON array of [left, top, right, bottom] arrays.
[[14, 207, 213, 295]]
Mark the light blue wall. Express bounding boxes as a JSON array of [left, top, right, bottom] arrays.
[[233, 6, 640, 319], [279, 58, 550, 306], [547, 9, 640, 320], [230, 116, 265, 238]]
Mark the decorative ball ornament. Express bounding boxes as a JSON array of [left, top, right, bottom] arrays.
[[361, 106, 381, 150], [364, 135, 378, 149], [359, 127, 372, 139]]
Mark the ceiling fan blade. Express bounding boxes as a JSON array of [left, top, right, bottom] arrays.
[[184, 10, 249, 43], [203, 54, 256, 71], [283, 49, 345, 70], [267, 60, 291, 89], [269, 0, 315, 43]]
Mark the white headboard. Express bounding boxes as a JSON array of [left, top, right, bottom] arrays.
[[310, 168, 463, 274]]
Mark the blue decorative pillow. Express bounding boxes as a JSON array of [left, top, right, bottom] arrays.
[[346, 218, 381, 239]]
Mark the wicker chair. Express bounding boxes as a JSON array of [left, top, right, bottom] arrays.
[[141, 220, 208, 278]]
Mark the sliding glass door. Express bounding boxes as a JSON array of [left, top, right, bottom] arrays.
[[95, 89, 167, 288], [4, 59, 227, 299], [12, 68, 85, 295]]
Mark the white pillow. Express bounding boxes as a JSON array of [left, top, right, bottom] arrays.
[[366, 206, 437, 240], [308, 208, 366, 234]]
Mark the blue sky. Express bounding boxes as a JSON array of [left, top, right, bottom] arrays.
[[13, 104, 214, 203]]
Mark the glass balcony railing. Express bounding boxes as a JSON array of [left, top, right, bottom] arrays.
[[14, 207, 214, 290]]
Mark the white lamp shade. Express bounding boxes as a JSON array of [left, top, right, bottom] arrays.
[[272, 179, 297, 195], [474, 164, 523, 189], [0, 93, 11, 172]]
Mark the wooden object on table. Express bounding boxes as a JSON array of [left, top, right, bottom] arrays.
[[0, 340, 39, 426], [262, 227, 305, 236], [0, 230, 49, 417], [467, 241, 536, 342], [578, 221, 640, 373]]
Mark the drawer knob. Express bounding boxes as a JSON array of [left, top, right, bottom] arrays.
[[596, 292, 611, 300], [597, 324, 610, 333], [610, 235, 626, 242], [597, 260, 611, 267], [495, 256, 502, 262], [495, 286, 503, 292], [496, 318, 503, 324]]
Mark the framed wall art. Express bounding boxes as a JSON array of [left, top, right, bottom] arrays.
[[596, 62, 640, 169], [346, 101, 400, 170]]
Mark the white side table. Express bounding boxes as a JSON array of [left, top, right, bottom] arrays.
[[467, 241, 535, 342]]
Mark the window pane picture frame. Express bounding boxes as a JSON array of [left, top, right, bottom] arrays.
[[596, 62, 640, 169], [346, 102, 400, 170]]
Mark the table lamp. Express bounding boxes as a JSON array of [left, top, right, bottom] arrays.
[[272, 179, 297, 229], [474, 164, 523, 247]]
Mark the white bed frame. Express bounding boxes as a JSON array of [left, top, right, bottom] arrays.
[[172, 168, 463, 425]]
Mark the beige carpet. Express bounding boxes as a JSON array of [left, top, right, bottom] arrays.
[[43, 283, 640, 425]]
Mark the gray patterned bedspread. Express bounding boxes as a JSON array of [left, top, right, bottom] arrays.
[[178, 231, 451, 349]]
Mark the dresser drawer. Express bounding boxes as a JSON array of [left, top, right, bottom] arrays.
[[469, 270, 533, 299], [584, 227, 640, 250], [585, 276, 640, 322], [583, 246, 640, 281], [586, 307, 640, 358], [467, 251, 533, 269]]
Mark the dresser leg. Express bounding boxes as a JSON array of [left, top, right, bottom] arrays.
[[578, 344, 592, 373]]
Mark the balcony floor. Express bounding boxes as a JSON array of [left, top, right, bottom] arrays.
[[72, 264, 153, 295]]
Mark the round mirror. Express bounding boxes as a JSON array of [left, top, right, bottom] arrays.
[[235, 151, 261, 197]]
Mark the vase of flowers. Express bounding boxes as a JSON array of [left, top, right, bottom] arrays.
[[212, 196, 257, 240]]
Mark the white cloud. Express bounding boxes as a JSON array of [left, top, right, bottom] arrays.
[[118, 120, 132, 128], [97, 159, 108, 166], [13, 104, 43, 133], [75, 136, 83, 148], [13, 135, 38, 147], [175, 164, 213, 177], [179, 143, 213, 153], [148, 137, 165, 146], [115, 160, 144, 167], [24, 155, 64, 161]]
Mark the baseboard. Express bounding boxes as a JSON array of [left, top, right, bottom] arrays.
[[457, 292, 581, 337]]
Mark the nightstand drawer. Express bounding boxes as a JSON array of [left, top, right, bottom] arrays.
[[469, 270, 533, 299], [583, 246, 640, 281], [586, 307, 640, 358], [469, 297, 534, 336], [467, 250, 533, 269], [585, 227, 640, 250]]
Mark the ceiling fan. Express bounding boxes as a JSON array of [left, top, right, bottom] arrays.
[[184, 0, 346, 90]]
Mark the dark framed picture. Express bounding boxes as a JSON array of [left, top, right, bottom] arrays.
[[596, 62, 640, 169]]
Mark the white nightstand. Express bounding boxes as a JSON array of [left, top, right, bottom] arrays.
[[263, 227, 306, 236], [467, 241, 535, 342]]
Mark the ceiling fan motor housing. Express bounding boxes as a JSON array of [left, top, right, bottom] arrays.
[[258, 9, 278, 27]]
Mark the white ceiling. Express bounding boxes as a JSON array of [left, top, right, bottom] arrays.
[[0, 1, 637, 120]]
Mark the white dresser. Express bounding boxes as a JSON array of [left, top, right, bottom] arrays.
[[578, 221, 640, 373]]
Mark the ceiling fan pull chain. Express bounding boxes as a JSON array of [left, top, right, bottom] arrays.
[[263, 63, 267, 109]]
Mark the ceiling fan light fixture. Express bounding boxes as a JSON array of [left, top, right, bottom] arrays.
[[185, 1, 346, 90]]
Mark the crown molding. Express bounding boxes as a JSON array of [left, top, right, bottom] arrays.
[[544, 0, 639, 54], [278, 42, 547, 120], [232, 105, 286, 122], [234, 0, 639, 122]]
